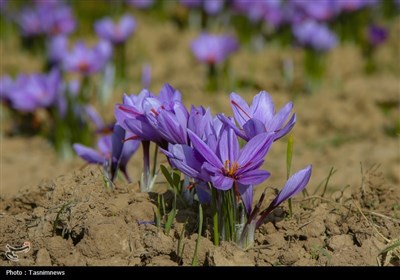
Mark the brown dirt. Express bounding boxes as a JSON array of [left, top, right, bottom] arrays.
[[0, 165, 399, 266], [0, 14, 399, 266]]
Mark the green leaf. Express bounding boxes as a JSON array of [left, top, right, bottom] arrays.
[[160, 164, 174, 187], [380, 239, 400, 254], [165, 192, 177, 235]]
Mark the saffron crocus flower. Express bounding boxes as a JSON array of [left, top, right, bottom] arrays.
[[0, 75, 13, 103], [293, 20, 337, 52], [63, 40, 112, 75], [73, 130, 139, 183], [9, 69, 61, 112], [18, 8, 44, 37], [219, 91, 296, 142], [73, 136, 112, 165], [95, 15, 136, 45], [291, 0, 340, 21], [204, 0, 224, 15], [191, 33, 239, 65], [188, 128, 275, 213], [47, 35, 68, 66], [255, 165, 312, 228], [41, 4, 76, 36]]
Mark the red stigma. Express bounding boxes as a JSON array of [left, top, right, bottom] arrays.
[[231, 100, 251, 119]]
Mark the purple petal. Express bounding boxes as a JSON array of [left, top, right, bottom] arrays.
[[157, 110, 187, 144], [195, 182, 211, 204], [269, 165, 312, 208], [238, 132, 274, 167], [73, 144, 104, 164], [237, 183, 253, 214], [230, 92, 252, 127], [188, 130, 223, 169], [243, 118, 267, 139], [250, 91, 274, 124], [165, 144, 203, 179], [211, 174, 234, 190], [267, 102, 293, 132], [218, 127, 239, 164], [125, 117, 162, 143], [111, 125, 125, 180], [97, 136, 112, 157], [273, 113, 296, 141], [217, 113, 248, 140], [237, 169, 270, 186]]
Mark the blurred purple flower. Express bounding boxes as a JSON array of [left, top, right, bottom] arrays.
[[63, 40, 112, 75], [293, 20, 337, 52], [291, 0, 340, 21], [47, 35, 69, 66], [191, 33, 239, 65], [18, 8, 44, 37], [18, 4, 75, 37], [9, 69, 61, 112], [95, 14, 136, 45], [368, 25, 388, 47], [337, 0, 378, 12], [219, 91, 296, 142], [204, 0, 224, 15], [141, 63, 151, 88], [233, 0, 284, 26], [126, 0, 154, 9], [0, 75, 13, 102], [41, 5, 76, 36], [74, 136, 112, 165], [73, 128, 139, 183]]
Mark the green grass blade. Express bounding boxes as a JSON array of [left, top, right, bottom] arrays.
[[380, 239, 400, 254], [160, 164, 174, 188], [165, 192, 177, 235], [286, 135, 294, 218]]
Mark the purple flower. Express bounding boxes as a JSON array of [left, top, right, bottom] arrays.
[[73, 136, 111, 165], [256, 165, 312, 228], [337, 0, 378, 12], [73, 128, 139, 183], [126, 0, 154, 9], [47, 35, 69, 66], [63, 40, 112, 75], [233, 0, 284, 26], [368, 25, 388, 47], [141, 63, 151, 88], [41, 5, 76, 36], [204, 0, 224, 15], [291, 0, 340, 21], [187, 127, 274, 213], [9, 69, 61, 112], [18, 4, 76, 37], [219, 91, 295, 142], [191, 33, 239, 65], [0, 75, 13, 103], [95, 15, 136, 45], [115, 84, 182, 145], [293, 20, 337, 52], [18, 8, 44, 37]]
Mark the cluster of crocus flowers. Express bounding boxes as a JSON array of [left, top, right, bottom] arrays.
[[113, 83, 312, 248]]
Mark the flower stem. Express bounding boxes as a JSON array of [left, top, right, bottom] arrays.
[[141, 140, 151, 192]]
